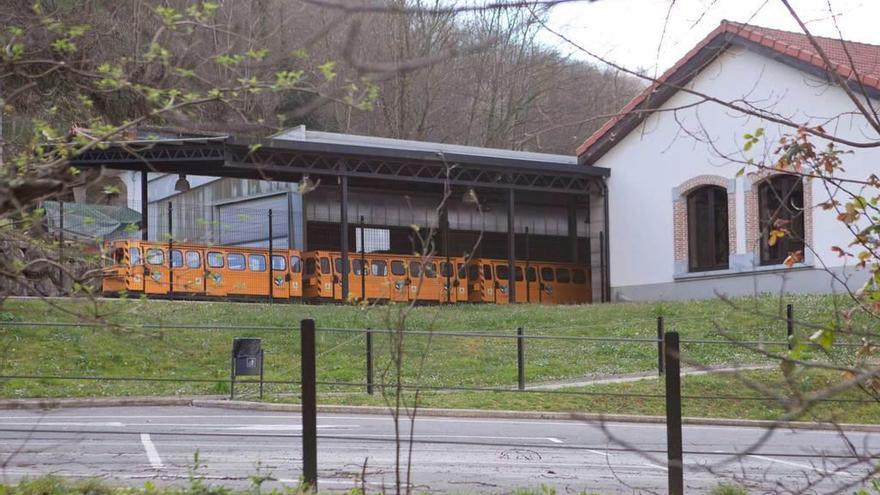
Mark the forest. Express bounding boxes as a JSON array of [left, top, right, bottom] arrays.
[[1, 0, 641, 154]]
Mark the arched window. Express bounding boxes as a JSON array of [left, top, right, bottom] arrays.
[[758, 175, 804, 265], [687, 185, 729, 271]]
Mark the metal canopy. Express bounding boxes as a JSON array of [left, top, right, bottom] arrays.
[[70, 135, 608, 195], [69, 129, 611, 303]]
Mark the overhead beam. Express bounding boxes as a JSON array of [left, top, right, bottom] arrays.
[[71, 141, 609, 195]]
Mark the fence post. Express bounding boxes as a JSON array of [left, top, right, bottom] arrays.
[[167, 202, 173, 300], [300, 319, 318, 491], [516, 327, 525, 390], [657, 316, 665, 376], [58, 200, 64, 291], [268, 209, 274, 304], [664, 331, 683, 495], [365, 327, 374, 395], [786, 303, 794, 350]]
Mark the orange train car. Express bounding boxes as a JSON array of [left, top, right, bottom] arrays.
[[102, 239, 303, 300], [302, 251, 467, 303], [466, 258, 591, 304], [104, 240, 589, 304]]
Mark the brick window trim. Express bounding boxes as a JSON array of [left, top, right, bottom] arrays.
[[672, 175, 737, 265], [744, 170, 813, 262]]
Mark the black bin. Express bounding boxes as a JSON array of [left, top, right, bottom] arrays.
[[233, 337, 262, 376]]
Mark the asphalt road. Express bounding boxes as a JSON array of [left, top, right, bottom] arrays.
[[0, 406, 876, 493]]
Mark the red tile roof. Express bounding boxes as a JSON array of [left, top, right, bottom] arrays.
[[576, 21, 880, 161]]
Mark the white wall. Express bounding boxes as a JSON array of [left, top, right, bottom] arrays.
[[593, 45, 878, 297]]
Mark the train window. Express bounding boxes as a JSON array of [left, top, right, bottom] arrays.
[[409, 261, 421, 277], [468, 265, 479, 280], [271, 255, 286, 271], [186, 251, 201, 269], [129, 247, 142, 265], [249, 254, 267, 272], [573, 269, 587, 284], [424, 262, 437, 278], [371, 260, 388, 276], [556, 268, 571, 283], [352, 259, 365, 276], [515, 267, 524, 282], [113, 248, 125, 264], [334, 258, 350, 275], [496, 265, 509, 280], [207, 252, 224, 268], [320, 257, 330, 273], [440, 262, 453, 278], [483, 265, 493, 280], [170, 250, 183, 268], [391, 260, 406, 276], [540, 267, 554, 281], [290, 256, 302, 273], [458, 263, 466, 279], [526, 267, 537, 282], [146, 248, 164, 265], [305, 258, 316, 275], [228, 253, 246, 271]]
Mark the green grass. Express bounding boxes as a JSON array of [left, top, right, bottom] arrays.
[[314, 368, 879, 424], [0, 474, 313, 495], [0, 294, 872, 423]]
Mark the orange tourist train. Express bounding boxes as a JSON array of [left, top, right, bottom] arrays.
[[102, 240, 591, 304]]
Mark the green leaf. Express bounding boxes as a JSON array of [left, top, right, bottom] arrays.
[[318, 61, 337, 82], [809, 328, 834, 350]]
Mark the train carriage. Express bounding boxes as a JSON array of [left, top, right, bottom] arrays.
[[103, 240, 303, 300], [104, 240, 588, 304]]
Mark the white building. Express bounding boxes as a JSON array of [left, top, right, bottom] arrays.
[[577, 21, 880, 301]]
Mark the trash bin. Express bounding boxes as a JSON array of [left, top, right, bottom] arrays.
[[233, 337, 262, 376], [230, 337, 263, 400]]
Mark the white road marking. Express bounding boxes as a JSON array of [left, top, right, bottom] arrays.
[[0, 413, 872, 439], [0, 422, 356, 430], [748, 454, 854, 477], [226, 424, 357, 431], [643, 462, 668, 471], [140, 433, 163, 470], [321, 433, 564, 443], [0, 413, 809, 431], [0, 421, 124, 427], [585, 449, 610, 457]]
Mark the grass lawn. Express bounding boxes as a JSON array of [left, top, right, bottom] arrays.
[[0, 294, 871, 422], [315, 368, 877, 425]]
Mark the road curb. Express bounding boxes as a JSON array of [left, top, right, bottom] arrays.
[[0, 396, 223, 410], [3, 396, 879, 433], [191, 399, 880, 433]]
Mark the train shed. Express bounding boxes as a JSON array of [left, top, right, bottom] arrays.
[[71, 127, 611, 303]]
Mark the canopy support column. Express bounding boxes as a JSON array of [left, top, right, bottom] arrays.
[[140, 169, 148, 241], [340, 174, 350, 302], [507, 187, 516, 304]]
